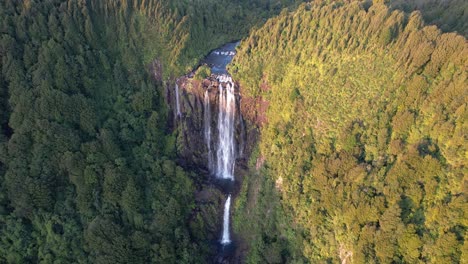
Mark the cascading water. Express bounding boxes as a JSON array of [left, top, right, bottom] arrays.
[[200, 42, 241, 249], [175, 83, 181, 117], [216, 75, 236, 181], [204, 90, 213, 171], [221, 195, 232, 245], [216, 75, 236, 246]]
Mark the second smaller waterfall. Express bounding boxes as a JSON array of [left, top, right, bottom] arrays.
[[175, 83, 181, 116], [204, 90, 213, 171], [221, 195, 232, 245]]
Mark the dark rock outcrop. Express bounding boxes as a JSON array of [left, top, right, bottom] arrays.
[[171, 76, 249, 174]]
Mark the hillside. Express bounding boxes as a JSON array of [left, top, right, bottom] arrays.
[[0, 0, 302, 262], [231, 1, 467, 263]]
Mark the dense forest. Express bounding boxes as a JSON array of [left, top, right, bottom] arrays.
[[388, 0, 468, 37], [0, 0, 303, 262], [231, 1, 467, 263], [0, 0, 466, 263]]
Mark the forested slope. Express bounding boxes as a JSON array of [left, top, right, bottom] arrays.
[[0, 1, 197, 262], [388, 0, 468, 37], [0, 0, 303, 262], [231, 1, 467, 263]]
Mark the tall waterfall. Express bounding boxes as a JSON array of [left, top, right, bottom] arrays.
[[216, 75, 236, 180], [221, 194, 232, 245], [199, 43, 240, 248], [175, 83, 181, 116], [204, 90, 213, 171]]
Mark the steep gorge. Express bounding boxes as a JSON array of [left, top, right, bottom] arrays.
[[165, 43, 258, 262]]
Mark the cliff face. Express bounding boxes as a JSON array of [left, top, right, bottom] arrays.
[[168, 76, 252, 175]]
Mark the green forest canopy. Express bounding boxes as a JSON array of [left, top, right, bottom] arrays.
[[231, 1, 467, 263], [0, 0, 302, 262]]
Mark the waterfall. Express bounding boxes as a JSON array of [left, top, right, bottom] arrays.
[[215, 75, 236, 245], [175, 83, 181, 116], [221, 194, 232, 245], [199, 43, 240, 248], [216, 75, 236, 180], [204, 90, 213, 171]]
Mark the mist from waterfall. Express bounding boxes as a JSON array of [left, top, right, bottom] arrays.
[[216, 75, 236, 181], [204, 90, 213, 171], [221, 194, 232, 245]]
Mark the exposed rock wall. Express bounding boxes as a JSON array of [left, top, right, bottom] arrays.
[[170, 76, 251, 174]]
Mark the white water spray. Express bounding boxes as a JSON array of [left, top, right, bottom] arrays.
[[204, 90, 213, 171], [221, 195, 232, 245], [216, 75, 236, 180]]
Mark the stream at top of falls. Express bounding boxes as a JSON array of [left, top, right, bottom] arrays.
[[203, 41, 240, 75]]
